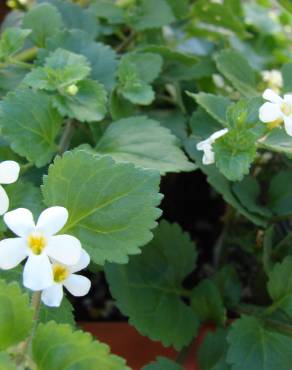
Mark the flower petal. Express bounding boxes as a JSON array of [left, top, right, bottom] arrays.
[[263, 88, 282, 104], [36, 207, 68, 236], [0, 238, 27, 269], [0, 185, 9, 216], [0, 161, 20, 184], [46, 235, 81, 266], [202, 148, 215, 165], [4, 208, 35, 237], [197, 138, 210, 151], [259, 102, 282, 123], [284, 94, 292, 106], [41, 284, 63, 307], [23, 254, 54, 291], [209, 128, 228, 141], [284, 116, 292, 136], [64, 274, 91, 297], [70, 249, 90, 273]]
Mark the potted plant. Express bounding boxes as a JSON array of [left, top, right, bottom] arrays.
[[0, 0, 291, 369]]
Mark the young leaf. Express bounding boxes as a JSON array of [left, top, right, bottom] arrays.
[[105, 221, 199, 349], [129, 0, 175, 30], [32, 322, 130, 370], [191, 279, 227, 325], [143, 357, 183, 370], [53, 79, 107, 122], [44, 30, 117, 90], [0, 89, 63, 167], [0, 27, 31, 61], [22, 3, 64, 47], [267, 256, 292, 318], [215, 50, 258, 96], [187, 92, 231, 125], [24, 48, 91, 91], [0, 280, 33, 350], [227, 316, 292, 370], [42, 150, 162, 265], [117, 53, 163, 105], [95, 116, 195, 174]]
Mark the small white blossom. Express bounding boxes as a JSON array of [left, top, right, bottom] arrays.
[[0, 207, 81, 291], [197, 128, 228, 165], [41, 249, 91, 307], [0, 161, 20, 215], [261, 70, 283, 92], [259, 89, 292, 136], [212, 74, 225, 88]]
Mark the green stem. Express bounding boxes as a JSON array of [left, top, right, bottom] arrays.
[[175, 340, 193, 365], [58, 120, 75, 154], [14, 47, 38, 63], [16, 292, 42, 366], [116, 30, 136, 53]]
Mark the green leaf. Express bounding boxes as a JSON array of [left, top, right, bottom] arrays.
[[39, 297, 75, 326], [165, 0, 189, 19], [0, 353, 16, 370], [198, 329, 229, 370], [39, 0, 99, 37], [227, 316, 292, 370], [282, 62, 292, 93], [32, 321, 130, 370], [0, 280, 33, 350], [187, 92, 231, 125], [212, 265, 242, 309], [0, 27, 31, 61], [22, 3, 64, 47], [130, 0, 175, 30], [192, 0, 246, 38], [42, 150, 162, 264], [259, 127, 292, 154], [267, 256, 292, 318], [105, 221, 199, 349], [0, 89, 63, 167], [143, 357, 183, 370], [268, 170, 292, 216], [95, 116, 195, 174], [44, 30, 117, 90], [191, 279, 226, 325], [5, 181, 44, 218], [91, 1, 125, 24], [213, 128, 257, 181], [279, 0, 292, 13], [53, 79, 107, 122], [215, 50, 258, 96], [118, 53, 162, 105], [24, 48, 91, 91]]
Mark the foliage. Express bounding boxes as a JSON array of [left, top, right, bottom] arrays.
[[0, 0, 291, 369]]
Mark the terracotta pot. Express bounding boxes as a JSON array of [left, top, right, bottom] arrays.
[[80, 322, 212, 369]]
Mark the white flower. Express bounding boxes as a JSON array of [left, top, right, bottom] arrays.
[[259, 89, 292, 136], [197, 128, 228, 165], [0, 161, 20, 215], [261, 70, 283, 92], [0, 207, 81, 291], [41, 249, 91, 307]]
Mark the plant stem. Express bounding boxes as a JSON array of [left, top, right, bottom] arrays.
[[116, 30, 136, 53], [58, 120, 75, 154], [16, 292, 42, 366], [175, 341, 193, 365]]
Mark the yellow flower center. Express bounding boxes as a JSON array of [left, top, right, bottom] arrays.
[[27, 233, 46, 255], [281, 102, 292, 116], [53, 264, 69, 283], [267, 117, 283, 130]]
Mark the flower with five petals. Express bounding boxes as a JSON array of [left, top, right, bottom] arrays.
[[197, 128, 229, 165], [41, 249, 91, 307], [0, 206, 81, 291], [259, 89, 292, 135]]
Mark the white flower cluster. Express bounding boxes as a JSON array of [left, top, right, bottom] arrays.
[[197, 128, 228, 165], [0, 161, 91, 307]]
